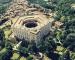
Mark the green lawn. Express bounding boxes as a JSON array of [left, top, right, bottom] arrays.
[[0, 48, 7, 54], [4, 29, 12, 38], [20, 57, 27, 60], [11, 53, 20, 60]]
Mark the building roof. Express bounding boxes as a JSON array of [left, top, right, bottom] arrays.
[[11, 14, 52, 34]]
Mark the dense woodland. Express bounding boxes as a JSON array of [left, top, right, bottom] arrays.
[[0, 0, 75, 60], [0, 0, 12, 15]]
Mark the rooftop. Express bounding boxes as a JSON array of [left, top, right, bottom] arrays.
[[11, 14, 52, 34]]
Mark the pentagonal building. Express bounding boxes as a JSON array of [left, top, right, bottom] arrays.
[[11, 14, 52, 43]]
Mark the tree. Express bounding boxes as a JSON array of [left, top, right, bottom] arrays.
[[0, 44, 13, 60], [54, 0, 73, 22], [28, 0, 56, 10], [0, 29, 5, 41], [21, 40, 29, 48], [18, 46, 29, 57], [28, 42, 39, 54], [0, 29, 5, 48], [5, 41, 12, 50], [27, 55, 33, 60], [54, 29, 63, 44], [0, 6, 7, 15], [59, 51, 71, 60], [38, 36, 57, 53], [2, 49, 12, 60], [63, 33, 75, 51], [0, 0, 12, 15]]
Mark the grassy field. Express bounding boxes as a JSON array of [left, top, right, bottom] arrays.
[[0, 48, 7, 54], [11, 52, 20, 60], [4, 29, 11, 38]]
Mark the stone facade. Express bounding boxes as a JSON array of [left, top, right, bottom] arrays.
[[11, 14, 53, 44]]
